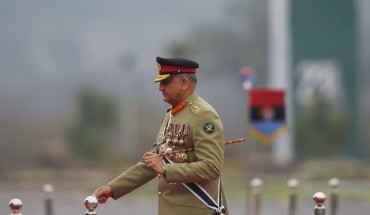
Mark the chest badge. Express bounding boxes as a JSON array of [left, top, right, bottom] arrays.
[[203, 122, 215, 134]]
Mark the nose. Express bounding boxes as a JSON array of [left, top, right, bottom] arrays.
[[159, 82, 165, 91]]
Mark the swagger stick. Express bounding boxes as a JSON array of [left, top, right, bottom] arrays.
[[159, 138, 246, 157], [224, 138, 246, 145]]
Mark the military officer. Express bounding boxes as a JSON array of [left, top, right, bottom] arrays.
[[94, 57, 229, 215]]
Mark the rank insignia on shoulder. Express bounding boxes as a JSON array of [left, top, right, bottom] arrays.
[[203, 122, 215, 134], [189, 102, 202, 114]]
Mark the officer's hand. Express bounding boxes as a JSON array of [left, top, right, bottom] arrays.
[[93, 185, 112, 204], [143, 151, 163, 175]]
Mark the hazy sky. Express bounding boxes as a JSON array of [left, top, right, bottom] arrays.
[[0, 0, 232, 120], [0, 0, 226, 73]]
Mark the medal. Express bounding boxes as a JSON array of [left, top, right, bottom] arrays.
[[165, 124, 174, 145], [164, 147, 173, 160], [175, 153, 188, 163], [173, 124, 179, 146]]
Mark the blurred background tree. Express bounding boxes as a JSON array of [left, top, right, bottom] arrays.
[[67, 88, 118, 165], [296, 92, 350, 160]]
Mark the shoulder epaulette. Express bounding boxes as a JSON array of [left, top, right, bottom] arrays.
[[188, 102, 203, 115]]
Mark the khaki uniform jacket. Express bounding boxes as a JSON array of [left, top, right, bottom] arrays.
[[108, 92, 229, 215]]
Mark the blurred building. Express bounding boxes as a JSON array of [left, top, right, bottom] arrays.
[[290, 0, 369, 158], [267, 0, 369, 165]]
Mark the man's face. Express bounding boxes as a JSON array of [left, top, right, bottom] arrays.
[[158, 75, 185, 106]]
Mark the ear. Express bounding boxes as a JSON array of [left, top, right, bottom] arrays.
[[181, 77, 190, 90]]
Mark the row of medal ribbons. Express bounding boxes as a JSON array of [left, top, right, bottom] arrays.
[[156, 123, 192, 163], [163, 123, 191, 146]]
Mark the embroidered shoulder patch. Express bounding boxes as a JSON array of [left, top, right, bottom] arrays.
[[203, 122, 215, 134]]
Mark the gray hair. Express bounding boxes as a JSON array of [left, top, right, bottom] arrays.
[[183, 73, 197, 85]]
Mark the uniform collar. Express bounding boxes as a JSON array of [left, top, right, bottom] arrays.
[[170, 92, 198, 116]]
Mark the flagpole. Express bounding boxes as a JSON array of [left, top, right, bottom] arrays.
[[267, 0, 294, 166]]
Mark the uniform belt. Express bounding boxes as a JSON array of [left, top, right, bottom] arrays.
[[163, 157, 226, 215]]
